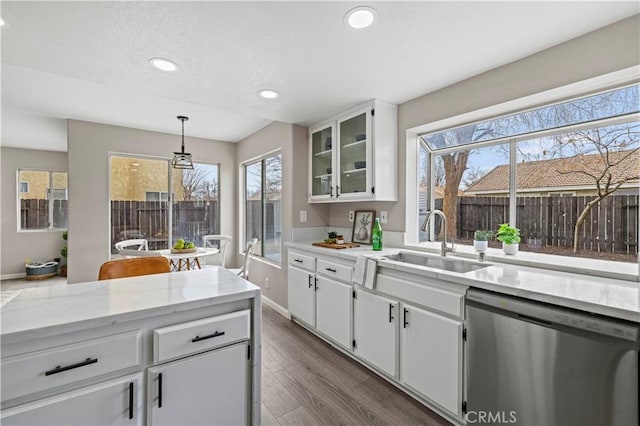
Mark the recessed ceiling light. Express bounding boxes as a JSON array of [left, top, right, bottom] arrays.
[[344, 6, 377, 29], [0, 18, 5, 27], [258, 89, 279, 99], [149, 58, 178, 72]]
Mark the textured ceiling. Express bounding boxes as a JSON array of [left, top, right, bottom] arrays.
[[1, 1, 638, 151]]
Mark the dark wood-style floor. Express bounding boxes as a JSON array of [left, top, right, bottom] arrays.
[[261, 305, 450, 426]]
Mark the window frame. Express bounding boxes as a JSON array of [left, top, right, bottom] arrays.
[[17, 168, 68, 232], [405, 69, 640, 275], [241, 149, 283, 266]]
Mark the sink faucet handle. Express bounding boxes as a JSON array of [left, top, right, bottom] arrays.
[[447, 240, 455, 253]]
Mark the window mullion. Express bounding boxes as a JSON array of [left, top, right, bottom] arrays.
[[48, 172, 54, 230], [261, 159, 266, 257], [509, 139, 517, 227]]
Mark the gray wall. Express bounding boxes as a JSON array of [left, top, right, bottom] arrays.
[[328, 15, 640, 232], [1, 147, 68, 277], [236, 121, 326, 308], [67, 120, 237, 283]]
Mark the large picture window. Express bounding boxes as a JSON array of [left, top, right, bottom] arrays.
[[245, 152, 282, 263], [109, 155, 220, 254], [18, 169, 68, 231], [417, 84, 639, 263]]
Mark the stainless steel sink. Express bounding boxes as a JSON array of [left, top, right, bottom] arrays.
[[383, 252, 489, 273]]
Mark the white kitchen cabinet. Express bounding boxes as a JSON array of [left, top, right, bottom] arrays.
[[287, 265, 316, 327], [147, 343, 248, 426], [315, 276, 352, 349], [308, 100, 397, 203], [1, 373, 143, 426], [353, 289, 398, 377], [400, 304, 463, 417]]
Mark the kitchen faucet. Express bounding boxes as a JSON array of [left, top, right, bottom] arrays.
[[421, 210, 454, 256]]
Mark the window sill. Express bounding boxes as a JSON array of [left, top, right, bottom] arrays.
[[248, 255, 282, 270], [404, 242, 639, 282]]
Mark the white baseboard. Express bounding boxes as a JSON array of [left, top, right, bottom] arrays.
[[261, 295, 290, 320], [1, 273, 27, 281]]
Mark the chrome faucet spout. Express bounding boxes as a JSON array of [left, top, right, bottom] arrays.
[[420, 209, 451, 256]]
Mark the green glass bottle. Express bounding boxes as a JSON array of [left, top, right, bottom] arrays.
[[372, 218, 382, 251]]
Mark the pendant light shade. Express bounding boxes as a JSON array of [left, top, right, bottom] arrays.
[[172, 115, 194, 170]]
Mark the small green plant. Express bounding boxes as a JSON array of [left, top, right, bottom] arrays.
[[327, 231, 338, 239], [496, 223, 521, 245], [473, 230, 493, 241], [60, 231, 68, 258]]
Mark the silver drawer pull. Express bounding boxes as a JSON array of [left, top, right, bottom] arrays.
[[45, 357, 98, 376], [192, 331, 225, 343]]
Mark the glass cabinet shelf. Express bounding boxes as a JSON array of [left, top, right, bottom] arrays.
[[342, 140, 367, 149], [342, 168, 366, 174], [314, 150, 332, 157]]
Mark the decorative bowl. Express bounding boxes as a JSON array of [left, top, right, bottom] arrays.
[[354, 161, 366, 169], [171, 248, 197, 254], [326, 167, 332, 174], [355, 134, 366, 141]]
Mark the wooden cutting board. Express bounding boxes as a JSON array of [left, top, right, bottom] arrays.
[[312, 242, 360, 249]]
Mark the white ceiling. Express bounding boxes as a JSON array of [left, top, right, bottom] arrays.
[[1, 1, 638, 152]]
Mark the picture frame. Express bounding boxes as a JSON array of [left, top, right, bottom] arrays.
[[351, 210, 376, 245]]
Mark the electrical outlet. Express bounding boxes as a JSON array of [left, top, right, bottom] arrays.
[[300, 210, 308, 223], [380, 211, 388, 224], [349, 211, 354, 222], [265, 277, 270, 289]]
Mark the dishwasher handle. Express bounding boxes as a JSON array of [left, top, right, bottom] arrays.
[[466, 289, 639, 343]]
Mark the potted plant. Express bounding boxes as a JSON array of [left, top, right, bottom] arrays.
[[60, 231, 68, 277], [473, 230, 493, 253], [496, 223, 521, 255]]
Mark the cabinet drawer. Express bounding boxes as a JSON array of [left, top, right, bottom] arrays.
[[288, 252, 315, 272], [317, 258, 352, 283], [1, 330, 141, 402], [154, 310, 250, 363]]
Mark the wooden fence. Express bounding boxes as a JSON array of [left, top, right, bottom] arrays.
[[111, 200, 219, 251], [20, 199, 68, 229], [445, 195, 638, 254]]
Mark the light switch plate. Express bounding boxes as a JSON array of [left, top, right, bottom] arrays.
[[380, 211, 388, 224], [300, 210, 308, 223], [349, 211, 354, 222]]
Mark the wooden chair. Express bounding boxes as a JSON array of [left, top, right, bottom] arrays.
[[201, 235, 232, 267], [98, 257, 170, 280], [229, 238, 258, 280]]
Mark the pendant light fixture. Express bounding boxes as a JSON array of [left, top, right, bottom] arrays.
[[172, 115, 194, 170]]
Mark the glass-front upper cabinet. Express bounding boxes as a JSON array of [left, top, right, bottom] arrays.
[[308, 100, 398, 203], [338, 111, 369, 198], [310, 124, 335, 199]]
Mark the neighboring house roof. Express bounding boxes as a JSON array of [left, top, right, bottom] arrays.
[[465, 149, 640, 194]]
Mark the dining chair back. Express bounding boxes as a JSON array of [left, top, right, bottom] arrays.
[[98, 257, 170, 280], [115, 239, 149, 258], [229, 238, 258, 280], [201, 235, 232, 267]]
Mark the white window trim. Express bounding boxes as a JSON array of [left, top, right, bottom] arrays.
[[405, 68, 640, 276], [19, 181, 29, 193], [239, 148, 283, 264], [17, 169, 68, 232]]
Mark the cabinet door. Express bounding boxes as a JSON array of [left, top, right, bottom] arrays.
[[1, 373, 143, 426], [315, 276, 352, 349], [400, 304, 463, 416], [353, 289, 398, 377], [147, 343, 248, 426], [287, 265, 316, 326], [337, 109, 372, 200], [310, 124, 336, 200]]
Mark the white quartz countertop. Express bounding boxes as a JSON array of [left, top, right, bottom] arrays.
[[1, 268, 260, 341], [286, 242, 640, 323]]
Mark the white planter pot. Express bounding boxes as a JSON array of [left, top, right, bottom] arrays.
[[502, 242, 519, 255], [473, 240, 488, 253]]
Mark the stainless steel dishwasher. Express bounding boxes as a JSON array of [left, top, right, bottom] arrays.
[[466, 289, 639, 426]]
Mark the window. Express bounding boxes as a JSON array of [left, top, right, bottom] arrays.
[[244, 152, 282, 263], [18, 170, 68, 231], [109, 155, 220, 254], [416, 84, 639, 263]]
